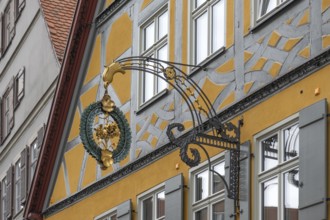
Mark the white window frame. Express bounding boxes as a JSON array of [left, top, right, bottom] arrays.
[[94, 207, 117, 220], [253, 0, 296, 26], [29, 137, 38, 183], [191, 0, 226, 65], [254, 114, 300, 220], [14, 158, 22, 215], [139, 5, 169, 106], [189, 153, 225, 220], [137, 183, 165, 220]]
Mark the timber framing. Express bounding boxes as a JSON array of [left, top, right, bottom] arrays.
[[43, 46, 330, 217]]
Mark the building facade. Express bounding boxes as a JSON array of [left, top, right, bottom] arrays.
[[25, 0, 329, 220], [0, 0, 76, 220]]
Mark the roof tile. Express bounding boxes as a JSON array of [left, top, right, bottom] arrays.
[[40, 0, 77, 63]]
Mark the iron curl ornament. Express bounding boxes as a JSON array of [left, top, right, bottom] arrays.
[[81, 57, 243, 207]]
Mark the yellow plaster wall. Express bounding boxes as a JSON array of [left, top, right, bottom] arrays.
[[64, 144, 85, 195], [244, 0, 251, 35], [105, 0, 114, 9], [81, 154, 98, 189], [67, 108, 80, 142], [49, 164, 67, 205], [47, 65, 330, 220], [140, 0, 153, 11], [80, 85, 99, 109], [84, 35, 101, 85], [226, 0, 235, 48], [105, 13, 132, 104]]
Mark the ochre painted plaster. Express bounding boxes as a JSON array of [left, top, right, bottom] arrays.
[[140, 0, 153, 11], [322, 35, 330, 48], [243, 0, 250, 35], [200, 77, 227, 108], [169, 0, 176, 61], [283, 37, 303, 51], [105, 0, 114, 9], [243, 81, 254, 94], [81, 154, 97, 189], [84, 35, 101, 85], [64, 144, 85, 195], [105, 13, 132, 104], [67, 108, 80, 142], [268, 62, 282, 78], [244, 51, 254, 63], [218, 91, 235, 110], [297, 9, 310, 27], [226, 0, 235, 48], [216, 58, 235, 73], [182, 0, 188, 73], [322, 0, 330, 12], [250, 57, 268, 71], [298, 45, 311, 59], [80, 85, 99, 109], [49, 164, 67, 205], [268, 31, 282, 47]]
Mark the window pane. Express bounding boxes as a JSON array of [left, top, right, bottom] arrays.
[[259, 0, 277, 17], [261, 135, 278, 171], [212, 201, 224, 220], [195, 12, 208, 64], [195, 207, 207, 220], [262, 177, 278, 220], [158, 11, 168, 39], [195, 170, 208, 201], [213, 162, 225, 193], [157, 44, 168, 93], [195, 0, 207, 8], [212, 0, 225, 52], [283, 124, 299, 161], [143, 72, 154, 103], [284, 169, 299, 220], [143, 197, 153, 220], [156, 191, 165, 218], [144, 22, 155, 51]]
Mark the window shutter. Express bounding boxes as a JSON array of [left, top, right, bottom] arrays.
[[165, 174, 183, 220], [6, 166, 13, 219], [37, 125, 45, 149], [299, 99, 327, 220], [0, 13, 3, 56], [9, 0, 15, 40], [8, 78, 14, 130], [117, 200, 131, 220], [20, 146, 29, 205], [239, 142, 250, 220], [0, 98, 2, 143], [225, 151, 235, 220]]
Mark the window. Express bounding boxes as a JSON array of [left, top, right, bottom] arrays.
[[14, 159, 22, 214], [191, 158, 225, 220], [1, 79, 14, 143], [138, 185, 165, 220], [2, 3, 11, 52], [140, 189, 165, 220], [1, 177, 7, 220], [14, 67, 25, 108], [140, 7, 168, 104], [96, 211, 117, 220], [192, 0, 225, 64], [256, 121, 299, 220], [257, 0, 289, 19], [30, 138, 39, 183]]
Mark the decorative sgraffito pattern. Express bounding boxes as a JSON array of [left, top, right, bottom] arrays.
[[135, 99, 175, 159], [322, 0, 330, 48], [244, 8, 310, 95]]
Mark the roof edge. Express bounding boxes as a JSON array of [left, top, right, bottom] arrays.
[[24, 1, 99, 219]]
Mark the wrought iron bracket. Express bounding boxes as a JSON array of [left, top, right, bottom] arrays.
[[90, 57, 245, 201]]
